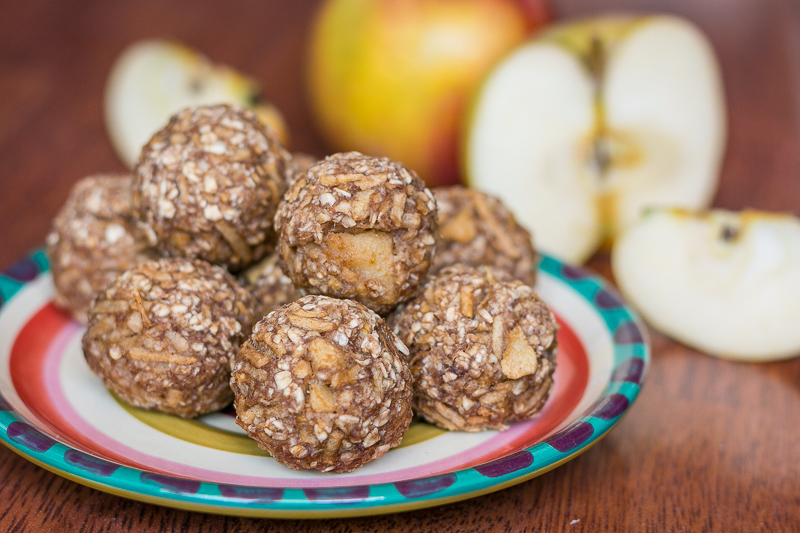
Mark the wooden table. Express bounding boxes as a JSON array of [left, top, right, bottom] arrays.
[[1, 0, 799, 531]]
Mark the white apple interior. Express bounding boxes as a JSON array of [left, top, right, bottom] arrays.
[[612, 211, 800, 361], [105, 41, 254, 167], [467, 43, 601, 264], [467, 16, 726, 265], [604, 18, 726, 236]]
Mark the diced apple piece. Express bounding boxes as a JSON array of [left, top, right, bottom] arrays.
[[612, 209, 800, 361], [322, 230, 398, 304]]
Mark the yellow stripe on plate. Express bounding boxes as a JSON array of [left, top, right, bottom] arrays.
[[114, 394, 446, 455]]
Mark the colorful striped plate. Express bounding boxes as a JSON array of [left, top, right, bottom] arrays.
[[0, 250, 648, 518]]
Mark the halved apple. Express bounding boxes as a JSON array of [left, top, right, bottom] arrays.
[[612, 209, 800, 361], [465, 15, 727, 264], [105, 39, 289, 167]]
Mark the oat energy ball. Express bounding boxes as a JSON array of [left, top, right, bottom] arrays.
[[82, 258, 257, 418], [275, 152, 437, 314], [133, 104, 292, 271], [232, 295, 413, 472], [241, 253, 306, 318], [46, 174, 153, 323], [390, 265, 557, 432], [431, 186, 538, 286]]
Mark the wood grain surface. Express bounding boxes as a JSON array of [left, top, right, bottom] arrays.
[[1, 0, 799, 531]]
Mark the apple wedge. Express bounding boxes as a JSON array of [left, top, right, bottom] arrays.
[[612, 209, 800, 361], [105, 40, 289, 167], [465, 15, 727, 264]]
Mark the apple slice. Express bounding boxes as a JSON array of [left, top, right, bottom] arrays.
[[105, 39, 289, 167], [612, 209, 800, 361], [465, 15, 727, 264]]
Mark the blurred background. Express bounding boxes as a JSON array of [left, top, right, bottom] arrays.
[[1, 0, 799, 271]]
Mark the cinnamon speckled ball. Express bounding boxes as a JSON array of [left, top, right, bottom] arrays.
[[46, 174, 154, 323], [231, 295, 413, 472], [431, 186, 538, 286], [133, 104, 292, 271], [82, 258, 257, 418], [390, 265, 557, 432], [274, 152, 437, 314]]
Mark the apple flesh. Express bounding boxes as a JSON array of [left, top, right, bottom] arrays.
[[105, 40, 289, 167], [306, 0, 548, 187], [612, 209, 800, 361], [465, 15, 727, 264]]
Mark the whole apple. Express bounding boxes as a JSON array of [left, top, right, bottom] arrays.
[[307, 0, 549, 187]]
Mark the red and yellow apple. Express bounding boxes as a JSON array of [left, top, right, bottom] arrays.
[[307, 0, 549, 186]]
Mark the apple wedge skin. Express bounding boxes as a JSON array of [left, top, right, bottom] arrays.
[[611, 209, 800, 362], [464, 14, 726, 266]]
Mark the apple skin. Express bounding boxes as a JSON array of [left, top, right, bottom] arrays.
[[307, 0, 549, 187]]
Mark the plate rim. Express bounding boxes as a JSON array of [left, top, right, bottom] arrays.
[[0, 250, 650, 518]]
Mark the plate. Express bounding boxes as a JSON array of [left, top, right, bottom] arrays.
[[0, 250, 648, 518]]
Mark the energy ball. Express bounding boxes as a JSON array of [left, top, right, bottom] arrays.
[[82, 258, 257, 418], [241, 253, 306, 318], [46, 174, 153, 323], [390, 265, 557, 432], [231, 295, 413, 473], [275, 152, 437, 314], [133, 104, 292, 271], [431, 186, 538, 286]]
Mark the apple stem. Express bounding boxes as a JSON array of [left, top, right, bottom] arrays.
[[588, 37, 611, 176], [587, 37, 605, 86]]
